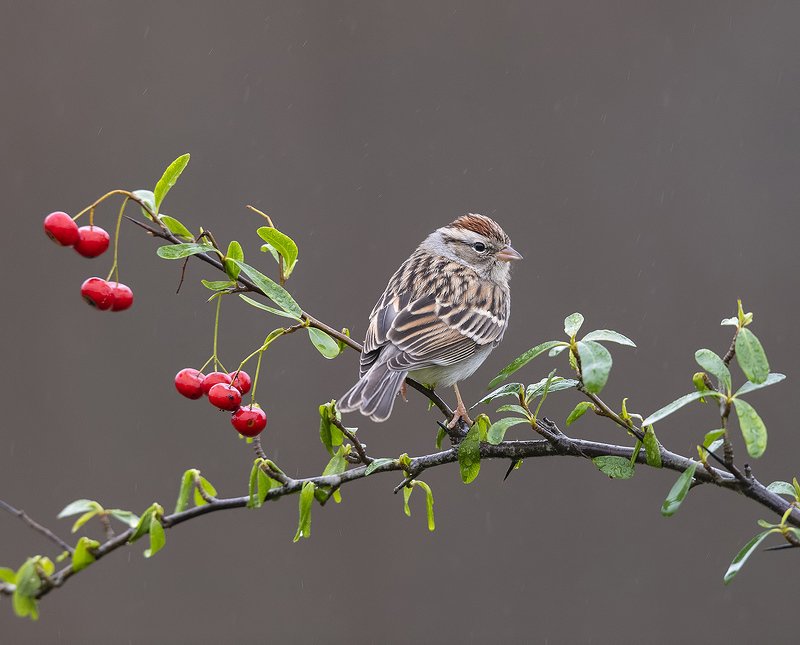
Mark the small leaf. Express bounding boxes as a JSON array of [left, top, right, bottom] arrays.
[[0, 567, 16, 584], [695, 349, 731, 393], [365, 458, 395, 476], [153, 153, 190, 210], [157, 242, 216, 260], [576, 340, 612, 394], [403, 485, 413, 517], [487, 417, 528, 445], [174, 469, 198, 514], [564, 312, 584, 337], [158, 215, 193, 240], [702, 429, 726, 454], [549, 344, 569, 357], [735, 327, 769, 384], [489, 341, 563, 388], [143, 515, 166, 558], [643, 426, 662, 468], [721, 317, 738, 327], [525, 376, 579, 402], [71, 536, 100, 572], [107, 509, 138, 527], [257, 227, 299, 278], [202, 279, 236, 291], [322, 447, 348, 478], [476, 382, 524, 405], [128, 507, 155, 543], [231, 260, 302, 318], [132, 189, 157, 219], [643, 390, 719, 426], [661, 462, 698, 517], [592, 456, 635, 479], [566, 401, 594, 426], [293, 482, 316, 542], [319, 401, 343, 456], [415, 481, 435, 531], [435, 427, 447, 450], [735, 372, 786, 397], [724, 530, 777, 584], [239, 294, 302, 320], [732, 398, 768, 458], [495, 404, 529, 416], [458, 421, 483, 483], [193, 476, 217, 507], [766, 481, 797, 498], [58, 499, 101, 518], [71, 510, 99, 534], [307, 328, 341, 359], [257, 468, 277, 505], [581, 329, 636, 347], [223, 240, 244, 280]]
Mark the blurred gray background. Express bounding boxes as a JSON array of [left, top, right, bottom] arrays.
[[2, 2, 799, 643]]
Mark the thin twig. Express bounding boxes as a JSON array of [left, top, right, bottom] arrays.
[[0, 500, 74, 555], [330, 416, 372, 464]]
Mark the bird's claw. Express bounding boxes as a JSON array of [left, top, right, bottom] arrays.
[[447, 402, 473, 429]]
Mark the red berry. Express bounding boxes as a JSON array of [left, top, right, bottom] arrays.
[[208, 383, 242, 411], [231, 405, 267, 437], [174, 368, 205, 399], [202, 371, 232, 395], [110, 283, 134, 312], [80, 277, 114, 310], [44, 211, 79, 246], [228, 370, 252, 395], [74, 226, 110, 258]]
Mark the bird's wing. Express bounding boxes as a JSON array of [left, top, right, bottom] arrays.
[[361, 275, 508, 376]]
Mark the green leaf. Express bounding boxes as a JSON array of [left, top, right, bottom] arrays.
[[403, 485, 413, 517], [458, 420, 484, 483], [531, 369, 557, 419], [695, 349, 731, 393], [307, 328, 341, 359], [732, 398, 768, 458], [549, 344, 569, 357], [0, 567, 16, 584], [223, 240, 244, 280], [257, 227, 299, 278], [247, 460, 260, 509], [322, 447, 348, 478], [566, 401, 594, 426], [238, 294, 302, 320], [293, 482, 316, 542], [489, 341, 563, 388], [564, 312, 584, 337], [58, 499, 101, 518], [107, 509, 138, 528], [157, 242, 216, 260], [435, 427, 447, 450], [724, 530, 777, 584], [143, 515, 166, 558], [735, 372, 786, 397], [128, 507, 155, 543], [576, 340, 612, 394], [132, 189, 157, 219], [643, 426, 662, 468], [365, 458, 395, 476], [174, 469, 198, 514], [154, 153, 190, 210], [158, 215, 193, 240], [202, 279, 236, 291], [487, 417, 528, 445], [71, 536, 100, 572], [766, 481, 797, 498], [661, 462, 698, 517], [592, 455, 635, 479], [71, 510, 99, 533], [12, 558, 45, 620], [702, 429, 726, 454], [257, 468, 277, 505], [415, 481, 435, 531], [193, 476, 217, 507], [581, 329, 636, 347], [319, 401, 343, 456], [495, 404, 529, 417], [525, 376, 579, 402], [476, 382, 524, 405], [642, 390, 719, 426], [735, 327, 769, 384], [231, 260, 302, 318], [721, 317, 738, 327]]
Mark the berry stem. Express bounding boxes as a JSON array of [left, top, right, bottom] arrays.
[[105, 197, 128, 283], [211, 296, 227, 372], [250, 346, 265, 403]]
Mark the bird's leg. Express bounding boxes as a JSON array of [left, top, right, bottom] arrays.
[[399, 380, 408, 402], [448, 383, 473, 429]]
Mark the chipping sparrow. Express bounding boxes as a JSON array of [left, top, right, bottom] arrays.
[[338, 214, 522, 426]]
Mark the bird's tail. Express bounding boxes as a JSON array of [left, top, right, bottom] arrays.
[[338, 361, 407, 423]]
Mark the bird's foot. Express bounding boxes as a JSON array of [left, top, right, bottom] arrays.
[[399, 381, 408, 403], [447, 401, 473, 429]]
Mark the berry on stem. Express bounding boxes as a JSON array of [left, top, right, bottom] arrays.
[[228, 370, 252, 395], [110, 283, 134, 312], [43, 211, 79, 246], [201, 371, 232, 395], [74, 226, 110, 258], [174, 368, 205, 399], [80, 277, 114, 310], [231, 405, 267, 437], [208, 383, 242, 411]]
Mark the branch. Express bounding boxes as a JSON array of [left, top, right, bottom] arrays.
[[0, 500, 74, 555]]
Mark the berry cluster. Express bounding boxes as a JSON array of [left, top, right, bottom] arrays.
[[44, 211, 133, 312], [174, 368, 267, 437]]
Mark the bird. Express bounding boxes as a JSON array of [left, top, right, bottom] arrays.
[[337, 213, 522, 427]]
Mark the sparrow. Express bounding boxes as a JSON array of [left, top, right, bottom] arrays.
[[338, 213, 522, 427]]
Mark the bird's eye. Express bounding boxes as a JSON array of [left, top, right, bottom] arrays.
[[472, 242, 487, 253]]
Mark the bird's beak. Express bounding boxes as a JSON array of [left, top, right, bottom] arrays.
[[496, 245, 523, 262]]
